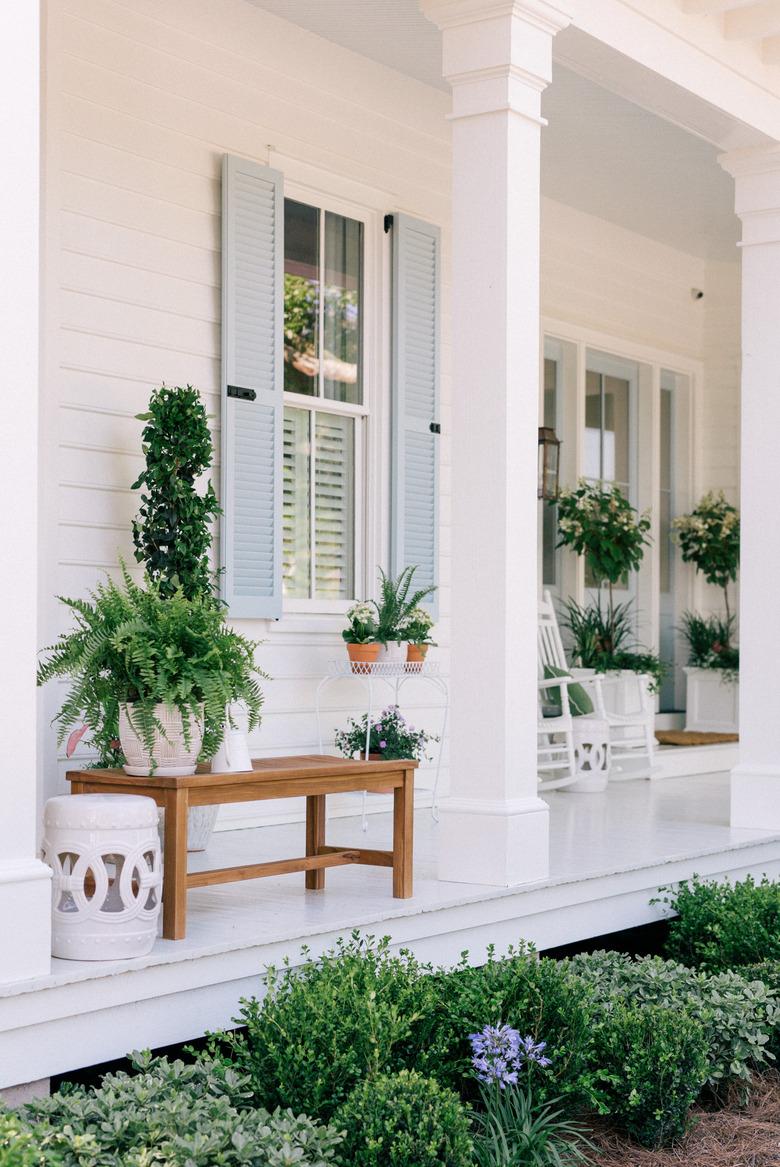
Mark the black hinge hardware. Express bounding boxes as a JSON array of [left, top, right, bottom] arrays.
[[384, 214, 394, 234], [227, 385, 257, 402], [429, 422, 441, 435]]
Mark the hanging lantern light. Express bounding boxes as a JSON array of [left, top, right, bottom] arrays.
[[537, 427, 561, 500]]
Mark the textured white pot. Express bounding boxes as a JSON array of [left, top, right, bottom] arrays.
[[684, 667, 739, 733], [377, 641, 407, 663], [119, 703, 203, 777], [157, 804, 220, 853]]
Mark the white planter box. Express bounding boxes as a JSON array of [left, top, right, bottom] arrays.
[[684, 667, 739, 734], [573, 668, 653, 718]]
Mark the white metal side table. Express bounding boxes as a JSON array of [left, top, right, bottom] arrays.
[[315, 659, 449, 823]]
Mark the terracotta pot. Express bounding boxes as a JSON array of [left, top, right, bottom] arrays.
[[346, 642, 380, 673], [406, 643, 429, 666]]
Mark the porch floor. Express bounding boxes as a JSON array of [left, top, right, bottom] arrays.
[[3, 767, 780, 1088]]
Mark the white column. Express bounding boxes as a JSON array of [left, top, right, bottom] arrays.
[[0, 0, 52, 981], [720, 145, 780, 830], [422, 0, 572, 885]]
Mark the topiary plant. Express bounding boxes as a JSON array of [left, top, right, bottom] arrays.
[[660, 875, 780, 970], [335, 1069, 473, 1167], [132, 384, 220, 600]]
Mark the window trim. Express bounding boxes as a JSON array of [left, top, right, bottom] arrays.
[[281, 180, 379, 613]]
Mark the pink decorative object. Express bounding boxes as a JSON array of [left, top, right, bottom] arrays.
[[66, 724, 88, 758]]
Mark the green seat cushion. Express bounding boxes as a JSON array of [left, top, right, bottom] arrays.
[[543, 664, 594, 718]]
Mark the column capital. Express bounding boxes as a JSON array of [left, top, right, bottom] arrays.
[[420, 0, 573, 120], [719, 142, 780, 245], [420, 0, 574, 35]]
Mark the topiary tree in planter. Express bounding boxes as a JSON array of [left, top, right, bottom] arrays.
[[132, 384, 220, 600]]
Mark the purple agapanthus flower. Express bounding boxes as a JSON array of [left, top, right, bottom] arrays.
[[379, 740, 387, 749], [469, 1025, 553, 1088]]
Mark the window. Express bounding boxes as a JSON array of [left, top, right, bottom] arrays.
[[542, 355, 559, 587], [282, 198, 365, 602]]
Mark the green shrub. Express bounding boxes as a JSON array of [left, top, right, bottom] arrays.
[[591, 1002, 709, 1148], [417, 944, 598, 1107], [0, 1114, 51, 1167], [737, 960, 780, 1061], [662, 876, 780, 971], [336, 1069, 472, 1167], [205, 933, 437, 1120], [21, 1053, 341, 1167], [569, 950, 778, 1094]]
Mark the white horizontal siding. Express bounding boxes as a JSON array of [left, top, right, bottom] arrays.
[[41, 0, 739, 827]]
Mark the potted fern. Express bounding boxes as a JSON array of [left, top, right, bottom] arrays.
[[373, 567, 436, 663], [38, 566, 264, 781]]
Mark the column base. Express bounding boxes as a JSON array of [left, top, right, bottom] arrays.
[[0, 858, 52, 984], [437, 796, 550, 886], [731, 764, 780, 831]]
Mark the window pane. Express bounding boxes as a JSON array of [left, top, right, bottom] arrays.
[[584, 370, 602, 480], [659, 490, 672, 595], [323, 212, 362, 404], [284, 200, 319, 396], [542, 358, 558, 587], [603, 375, 629, 485], [314, 413, 355, 599], [282, 407, 311, 597], [660, 387, 672, 490], [543, 358, 557, 429]]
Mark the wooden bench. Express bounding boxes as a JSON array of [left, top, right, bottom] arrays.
[[66, 755, 417, 940]]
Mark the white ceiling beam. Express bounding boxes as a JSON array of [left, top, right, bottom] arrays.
[[725, 2, 780, 40], [680, 0, 764, 13], [762, 32, 780, 59]]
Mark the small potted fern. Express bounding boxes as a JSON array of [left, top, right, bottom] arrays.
[[374, 566, 436, 663], [38, 566, 264, 779]]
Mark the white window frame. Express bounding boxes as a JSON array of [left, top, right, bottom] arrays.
[[281, 180, 377, 615]]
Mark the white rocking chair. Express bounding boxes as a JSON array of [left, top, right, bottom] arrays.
[[538, 591, 656, 782]]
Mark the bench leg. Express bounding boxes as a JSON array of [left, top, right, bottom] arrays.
[[393, 769, 414, 898], [163, 788, 188, 939], [305, 794, 326, 890]]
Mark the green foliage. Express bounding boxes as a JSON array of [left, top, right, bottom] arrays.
[[673, 491, 740, 596], [556, 482, 651, 588], [736, 961, 780, 1061], [589, 1002, 709, 1148], [0, 1113, 52, 1167], [132, 384, 220, 601], [336, 1069, 473, 1167], [334, 704, 438, 762], [341, 601, 378, 645], [562, 597, 665, 693], [17, 1054, 341, 1167], [679, 612, 739, 679], [418, 946, 599, 1109], [37, 566, 264, 766], [403, 606, 435, 645], [661, 875, 780, 970], [569, 950, 778, 1095], [472, 1084, 595, 1167], [204, 933, 436, 1121], [373, 566, 436, 643]]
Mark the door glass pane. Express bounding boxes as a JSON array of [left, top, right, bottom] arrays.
[[659, 388, 673, 595], [282, 407, 311, 597], [314, 414, 355, 599], [542, 358, 558, 587], [284, 201, 319, 396], [323, 212, 362, 404], [603, 375, 630, 489], [584, 370, 602, 480]]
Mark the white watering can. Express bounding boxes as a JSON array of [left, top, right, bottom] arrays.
[[211, 706, 253, 773]]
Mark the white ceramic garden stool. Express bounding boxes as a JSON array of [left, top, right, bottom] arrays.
[[43, 794, 162, 960], [568, 717, 611, 793]]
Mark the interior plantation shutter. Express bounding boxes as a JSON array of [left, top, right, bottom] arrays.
[[390, 213, 440, 616], [220, 154, 284, 618]]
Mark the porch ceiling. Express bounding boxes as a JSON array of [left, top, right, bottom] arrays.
[[680, 1, 780, 64], [246, 0, 739, 261]]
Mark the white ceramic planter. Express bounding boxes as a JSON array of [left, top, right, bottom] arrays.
[[377, 641, 407, 664], [684, 667, 739, 733], [157, 804, 220, 853], [119, 703, 203, 776]]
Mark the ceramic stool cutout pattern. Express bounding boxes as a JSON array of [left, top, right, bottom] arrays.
[[43, 794, 162, 960], [569, 717, 611, 793]]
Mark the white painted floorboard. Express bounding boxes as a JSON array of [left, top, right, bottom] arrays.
[[2, 771, 780, 1088]]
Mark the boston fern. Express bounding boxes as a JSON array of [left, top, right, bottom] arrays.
[[37, 565, 264, 766], [132, 384, 221, 600], [374, 566, 436, 643]]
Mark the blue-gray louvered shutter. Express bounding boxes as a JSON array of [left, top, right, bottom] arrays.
[[390, 214, 440, 616], [220, 154, 283, 618]]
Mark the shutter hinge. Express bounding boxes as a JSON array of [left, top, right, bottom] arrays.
[[384, 214, 394, 234], [429, 422, 441, 435], [227, 385, 257, 402]]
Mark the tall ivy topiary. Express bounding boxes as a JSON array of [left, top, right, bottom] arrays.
[[132, 384, 220, 599]]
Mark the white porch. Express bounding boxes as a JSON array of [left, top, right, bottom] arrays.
[[3, 762, 779, 1090]]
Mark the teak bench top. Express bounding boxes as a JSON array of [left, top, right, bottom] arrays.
[[65, 755, 418, 941]]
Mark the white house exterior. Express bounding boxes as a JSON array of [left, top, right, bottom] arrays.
[[4, 0, 780, 1092]]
